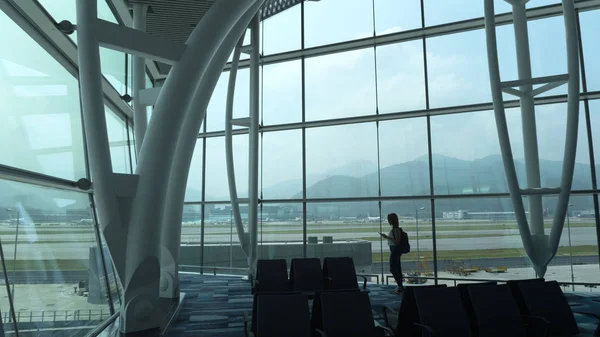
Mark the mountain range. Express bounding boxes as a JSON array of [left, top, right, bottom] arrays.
[[2, 154, 597, 219]]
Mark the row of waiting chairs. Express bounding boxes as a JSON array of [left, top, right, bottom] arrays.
[[245, 290, 385, 337], [382, 279, 600, 337], [253, 257, 367, 294]]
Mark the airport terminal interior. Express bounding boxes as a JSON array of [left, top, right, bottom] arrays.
[[1, 0, 600, 336]]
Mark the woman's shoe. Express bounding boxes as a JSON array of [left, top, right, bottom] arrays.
[[392, 286, 404, 294]]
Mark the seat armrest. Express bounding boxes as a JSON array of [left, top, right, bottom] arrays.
[[413, 323, 434, 337], [243, 311, 250, 337], [315, 328, 328, 337], [382, 305, 397, 329], [375, 320, 395, 336], [522, 315, 550, 337], [357, 275, 368, 289]]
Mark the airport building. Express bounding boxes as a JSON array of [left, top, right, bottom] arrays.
[[0, 0, 599, 336]]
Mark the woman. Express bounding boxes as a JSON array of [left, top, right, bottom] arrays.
[[379, 213, 404, 293]]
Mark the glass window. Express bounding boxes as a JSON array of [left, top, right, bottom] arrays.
[[180, 204, 203, 268], [434, 196, 535, 285], [257, 203, 304, 261], [206, 71, 228, 132], [0, 180, 112, 334], [589, 100, 600, 182], [374, 0, 421, 35], [379, 118, 430, 196], [0, 12, 86, 180], [304, 0, 374, 48], [376, 41, 426, 113], [36, 0, 126, 93], [305, 123, 378, 198], [128, 124, 136, 172], [426, 29, 492, 108], [201, 203, 249, 272], [262, 60, 302, 125], [505, 103, 592, 190], [185, 140, 203, 202], [423, 0, 526, 27], [306, 201, 380, 274], [262, 5, 301, 55], [204, 136, 252, 201], [431, 110, 505, 195], [580, 10, 600, 92], [105, 107, 131, 174], [305, 48, 376, 121], [262, 130, 302, 200]]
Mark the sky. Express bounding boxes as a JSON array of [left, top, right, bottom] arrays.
[[1, 0, 600, 203]]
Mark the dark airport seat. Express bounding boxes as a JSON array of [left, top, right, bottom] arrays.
[[382, 284, 447, 337], [323, 257, 368, 290], [253, 259, 289, 294], [316, 290, 385, 337], [518, 280, 583, 337], [310, 289, 361, 335], [249, 293, 311, 337], [468, 284, 539, 337], [413, 286, 472, 337], [507, 278, 545, 315], [290, 258, 324, 292], [457, 281, 497, 336], [245, 292, 303, 337]]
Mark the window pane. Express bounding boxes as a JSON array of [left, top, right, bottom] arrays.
[[381, 200, 434, 285], [185, 140, 203, 202], [0, 12, 86, 180], [263, 5, 301, 55], [257, 203, 304, 261], [376, 41, 426, 113], [204, 136, 251, 201], [426, 29, 491, 108], [506, 103, 592, 190], [105, 107, 131, 174], [128, 125, 137, 172], [379, 118, 430, 196], [306, 201, 379, 274], [431, 110, 504, 195], [580, 10, 600, 92], [180, 204, 203, 268], [305, 0, 373, 48], [206, 71, 228, 132], [263, 60, 302, 125], [200, 203, 249, 273], [0, 180, 112, 334], [374, 0, 421, 35], [305, 123, 378, 198], [37, 0, 126, 93], [423, 0, 513, 27], [262, 130, 302, 200], [305, 48, 376, 121]]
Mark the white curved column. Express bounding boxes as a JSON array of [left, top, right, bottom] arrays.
[[547, 0, 580, 260], [225, 32, 251, 257], [75, 0, 126, 277], [159, 2, 263, 299], [483, 0, 536, 264], [123, 1, 256, 333], [247, 13, 260, 275], [133, 3, 148, 156]]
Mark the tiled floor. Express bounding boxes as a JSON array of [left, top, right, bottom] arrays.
[[165, 273, 600, 337]]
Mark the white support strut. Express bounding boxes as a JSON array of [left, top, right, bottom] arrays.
[[133, 3, 148, 157], [159, 1, 263, 299], [484, 0, 580, 277], [225, 32, 251, 257]]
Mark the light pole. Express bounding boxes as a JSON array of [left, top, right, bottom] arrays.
[[415, 207, 425, 276], [566, 204, 574, 291], [6, 208, 19, 301]]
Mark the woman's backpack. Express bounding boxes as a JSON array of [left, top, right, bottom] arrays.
[[400, 230, 411, 254]]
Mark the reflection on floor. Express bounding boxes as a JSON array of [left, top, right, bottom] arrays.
[[164, 273, 600, 337]]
